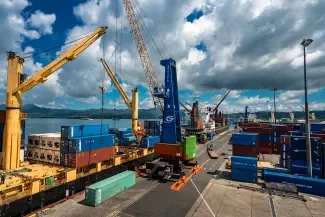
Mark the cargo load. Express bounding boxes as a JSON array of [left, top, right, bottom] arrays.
[[61, 124, 109, 139], [232, 133, 258, 146], [140, 136, 160, 148], [85, 171, 136, 207], [66, 134, 115, 153]]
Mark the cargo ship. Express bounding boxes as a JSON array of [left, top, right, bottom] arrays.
[[0, 121, 160, 217]]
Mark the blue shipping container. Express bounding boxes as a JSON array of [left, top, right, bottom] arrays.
[[232, 133, 258, 146], [280, 159, 287, 168], [232, 169, 257, 183], [264, 171, 325, 196], [123, 136, 136, 146], [68, 134, 115, 153], [273, 131, 287, 137], [140, 136, 160, 148], [231, 156, 257, 171], [61, 124, 109, 139], [310, 124, 325, 132], [259, 134, 271, 142], [280, 151, 288, 160], [261, 167, 288, 180], [288, 160, 323, 178], [281, 144, 289, 153], [288, 131, 304, 136]]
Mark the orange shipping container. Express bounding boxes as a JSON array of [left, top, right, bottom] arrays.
[[154, 143, 183, 158]]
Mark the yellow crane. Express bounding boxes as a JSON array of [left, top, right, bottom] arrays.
[[100, 59, 145, 141], [2, 26, 108, 170]]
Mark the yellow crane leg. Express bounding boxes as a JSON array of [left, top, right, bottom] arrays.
[[3, 55, 23, 170], [131, 88, 139, 135]]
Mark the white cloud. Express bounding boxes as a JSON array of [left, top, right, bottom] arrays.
[[140, 97, 155, 109], [27, 10, 56, 34], [237, 96, 270, 105], [188, 48, 206, 65], [77, 96, 100, 104]]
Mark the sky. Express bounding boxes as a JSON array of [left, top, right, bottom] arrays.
[[0, 0, 325, 114]]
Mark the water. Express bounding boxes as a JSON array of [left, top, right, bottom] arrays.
[[24, 118, 153, 142]]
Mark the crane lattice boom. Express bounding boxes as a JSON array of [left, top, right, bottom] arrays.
[[122, 0, 163, 111]]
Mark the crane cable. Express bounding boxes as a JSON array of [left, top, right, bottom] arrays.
[[132, 0, 172, 58]]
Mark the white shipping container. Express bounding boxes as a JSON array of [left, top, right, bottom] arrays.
[[40, 134, 61, 150], [40, 149, 46, 162], [33, 148, 40, 161], [26, 147, 33, 160]]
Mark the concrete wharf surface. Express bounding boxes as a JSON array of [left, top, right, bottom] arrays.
[[42, 130, 232, 217], [37, 129, 325, 217]]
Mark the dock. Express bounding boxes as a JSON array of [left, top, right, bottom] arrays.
[[30, 129, 325, 217]]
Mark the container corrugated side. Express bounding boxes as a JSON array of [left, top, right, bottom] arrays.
[[61, 124, 109, 139], [288, 160, 323, 178], [232, 169, 257, 183], [231, 156, 257, 171], [264, 171, 325, 196], [232, 145, 258, 157], [261, 167, 288, 180], [85, 171, 136, 207], [232, 133, 258, 146]]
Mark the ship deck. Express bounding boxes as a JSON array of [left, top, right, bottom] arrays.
[[37, 130, 233, 217], [32, 128, 325, 217]]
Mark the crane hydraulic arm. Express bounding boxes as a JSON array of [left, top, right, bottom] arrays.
[[122, 0, 164, 112], [179, 102, 191, 113], [213, 90, 231, 112], [3, 26, 107, 170], [100, 58, 141, 138]]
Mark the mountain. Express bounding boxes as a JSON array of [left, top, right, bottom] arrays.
[[0, 104, 164, 119]]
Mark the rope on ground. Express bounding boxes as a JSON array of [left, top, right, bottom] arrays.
[[190, 179, 215, 217]]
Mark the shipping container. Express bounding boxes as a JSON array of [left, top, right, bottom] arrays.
[[66, 152, 90, 168], [264, 171, 325, 196], [232, 133, 258, 146], [288, 160, 323, 178], [259, 147, 272, 154], [243, 127, 272, 134], [231, 156, 257, 171], [280, 135, 290, 144], [272, 148, 280, 155], [183, 136, 196, 160], [233, 145, 258, 157], [140, 136, 160, 149], [258, 141, 272, 147], [67, 134, 115, 153], [232, 169, 257, 183], [288, 131, 304, 136], [310, 133, 325, 143], [280, 144, 289, 153], [26, 147, 33, 160], [40, 133, 61, 150], [259, 134, 271, 142], [280, 159, 287, 168], [85, 171, 136, 207], [39, 149, 46, 162], [89, 146, 115, 164], [61, 124, 109, 140], [123, 136, 136, 146], [271, 124, 288, 132], [261, 167, 288, 180], [310, 124, 325, 132]]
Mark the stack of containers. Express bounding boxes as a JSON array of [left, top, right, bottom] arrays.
[[144, 121, 161, 136], [243, 127, 273, 154], [60, 124, 116, 168], [232, 133, 258, 157], [288, 136, 323, 178], [183, 136, 196, 160], [280, 135, 290, 168], [271, 124, 288, 154], [231, 156, 258, 183], [139, 136, 160, 149]]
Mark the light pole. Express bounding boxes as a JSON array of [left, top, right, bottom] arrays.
[[266, 100, 269, 121], [273, 88, 277, 123], [301, 38, 313, 177]]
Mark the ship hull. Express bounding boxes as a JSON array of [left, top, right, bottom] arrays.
[[0, 154, 156, 217]]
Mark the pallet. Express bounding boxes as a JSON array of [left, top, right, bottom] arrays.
[[208, 150, 218, 159]]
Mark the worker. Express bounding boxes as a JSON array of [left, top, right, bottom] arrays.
[[2, 173, 6, 184], [0, 173, 4, 184]]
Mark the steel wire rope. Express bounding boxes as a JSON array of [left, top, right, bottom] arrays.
[[130, 0, 165, 77], [22, 28, 100, 58], [132, 0, 168, 59], [132, 0, 172, 59], [130, 0, 164, 60]]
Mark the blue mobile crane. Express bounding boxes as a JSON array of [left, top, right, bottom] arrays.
[[145, 59, 198, 180]]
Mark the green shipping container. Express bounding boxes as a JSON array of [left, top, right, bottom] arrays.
[[45, 177, 54, 186], [85, 171, 136, 207], [184, 136, 196, 160]]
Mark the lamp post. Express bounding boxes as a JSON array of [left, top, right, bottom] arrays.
[[273, 88, 277, 123], [266, 100, 269, 121], [301, 38, 313, 177]]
